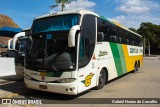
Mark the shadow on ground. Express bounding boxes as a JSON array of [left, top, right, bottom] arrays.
[[0, 71, 135, 102]]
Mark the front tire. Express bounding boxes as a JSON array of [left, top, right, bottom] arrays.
[[96, 69, 106, 90]]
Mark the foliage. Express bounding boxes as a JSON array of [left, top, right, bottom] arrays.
[[50, 0, 74, 11], [129, 28, 137, 33], [131, 22, 160, 55]]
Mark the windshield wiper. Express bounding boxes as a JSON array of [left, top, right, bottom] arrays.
[[46, 53, 63, 72], [50, 63, 58, 71]]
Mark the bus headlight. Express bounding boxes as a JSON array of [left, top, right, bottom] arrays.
[[57, 78, 75, 83], [24, 73, 32, 80]]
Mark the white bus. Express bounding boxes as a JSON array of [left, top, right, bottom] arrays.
[[24, 10, 143, 95], [6, 28, 30, 77]]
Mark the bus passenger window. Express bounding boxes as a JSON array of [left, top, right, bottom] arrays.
[[97, 18, 110, 42], [134, 37, 138, 46], [119, 37, 122, 43], [131, 41, 134, 45], [110, 35, 117, 42], [97, 32, 104, 42], [126, 39, 129, 44], [108, 24, 118, 43]]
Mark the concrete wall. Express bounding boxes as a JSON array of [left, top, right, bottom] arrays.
[[0, 57, 16, 76]]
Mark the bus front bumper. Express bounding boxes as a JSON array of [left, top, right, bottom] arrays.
[[24, 78, 78, 95]]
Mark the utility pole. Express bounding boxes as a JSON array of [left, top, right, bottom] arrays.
[[148, 40, 150, 56], [143, 35, 145, 56]]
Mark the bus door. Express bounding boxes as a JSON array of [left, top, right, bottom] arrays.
[[77, 14, 97, 93], [77, 37, 97, 93]]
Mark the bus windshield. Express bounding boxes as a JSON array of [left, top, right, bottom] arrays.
[[15, 37, 28, 56], [26, 14, 80, 71], [19, 38, 27, 52], [26, 32, 76, 71], [32, 14, 80, 34]]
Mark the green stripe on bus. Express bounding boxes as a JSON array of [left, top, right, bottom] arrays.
[[117, 44, 127, 73], [109, 42, 123, 76], [100, 16, 113, 24]]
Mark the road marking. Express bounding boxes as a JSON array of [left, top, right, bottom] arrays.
[[3, 93, 19, 98], [0, 81, 15, 85], [23, 104, 35, 107]]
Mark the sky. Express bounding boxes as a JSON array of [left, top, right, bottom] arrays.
[[0, 0, 160, 29]]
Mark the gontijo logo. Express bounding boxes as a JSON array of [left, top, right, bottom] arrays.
[[81, 73, 94, 87]]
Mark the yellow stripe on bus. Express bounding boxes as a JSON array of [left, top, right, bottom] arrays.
[[122, 45, 143, 72]]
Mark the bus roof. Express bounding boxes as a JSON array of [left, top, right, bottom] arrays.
[[34, 10, 99, 20], [101, 16, 142, 37], [34, 10, 141, 37]]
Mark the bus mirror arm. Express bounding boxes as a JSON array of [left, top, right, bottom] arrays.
[[68, 25, 80, 47]]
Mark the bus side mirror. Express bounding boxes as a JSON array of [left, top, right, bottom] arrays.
[[68, 25, 80, 47]]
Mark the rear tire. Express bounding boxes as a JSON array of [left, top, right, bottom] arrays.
[[96, 69, 106, 90], [137, 61, 140, 70], [133, 63, 138, 72]]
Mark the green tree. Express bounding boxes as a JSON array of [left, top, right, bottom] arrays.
[[129, 28, 137, 33], [138, 22, 156, 56], [152, 25, 160, 44], [150, 25, 160, 54], [50, 0, 74, 11]]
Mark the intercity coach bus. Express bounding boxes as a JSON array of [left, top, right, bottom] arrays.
[[24, 10, 143, 95], [5, 28, 30, 78]]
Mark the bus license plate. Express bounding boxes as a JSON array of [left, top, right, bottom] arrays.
[[39, 85, 48, 89]]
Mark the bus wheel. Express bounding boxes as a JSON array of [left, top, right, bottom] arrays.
[[137, 61, 140, 70], [133, 63, 138, 72], [96, 69, 106, 90]]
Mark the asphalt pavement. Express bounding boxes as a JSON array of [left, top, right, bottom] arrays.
[[0, 56, 160, 107]]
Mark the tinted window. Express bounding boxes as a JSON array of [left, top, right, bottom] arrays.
[[129, 33, 135, 45], [121, 29, 127, 44], [26, 33, 76, 71], [97, 18, 143, 46], [97, 18, 110, 42], [79, 15, 96, 68], [117, 27, 125, 44], [32, 14, 80, 34], [109, 24, 118, 43]]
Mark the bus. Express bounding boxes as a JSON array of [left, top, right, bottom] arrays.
[[24, 10, 143, 95], [6, 28, 30, 77], [14, 28, 31, 78]]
